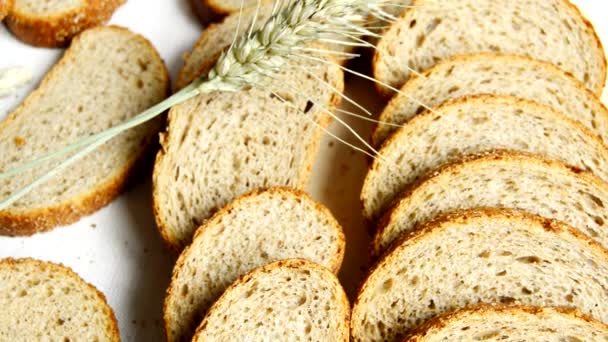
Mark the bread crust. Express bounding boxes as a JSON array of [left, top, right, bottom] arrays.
[[0, 26, 170, 236], [0, 0, 13, 21], [370, 151, 608, 257], [0, 257, 120, 341], [372, 0, 607, 98], [362, 94, 608, 223], [191, 259, 350, 342], [189, 0, 231, 25], [404, 304, 608, 341], [371, 53, 608, 148], [352, 207, 608, 340], [163, 187, 346, 341], [5, 0, 126, 47]]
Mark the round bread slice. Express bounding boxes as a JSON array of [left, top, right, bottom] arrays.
[[6, 0, 125, 47], [362, 95, 608, 222], [352, 209, 608, 342], [153, 14, 344, 250], [192, 259, 350, 341], [0, 0, 13, 21], [163, 187, 345, 342], [0, 258, 119, 341], [373, 152, 608, 257], [0, 26, 169, 236], [405, 305, 608, 341], [373, 0, 606, 97], [372, 53, 608, 146]]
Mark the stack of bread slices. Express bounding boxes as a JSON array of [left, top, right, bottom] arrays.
[[354, 0, 608, 341]]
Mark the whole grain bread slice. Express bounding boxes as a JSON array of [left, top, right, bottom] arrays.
[[362, 95, 608, 222], [0, 26, 169, 236], [192, 259, 350, 342], [405, 305, 608, 342], [0, 258, 119, 341], [153, 13, 343, 250], [373, 53, 608, 146], [373, 0, 607, 97], [352, 209, 608, 342], [163, 187, 345, 342], [6, 0, 125, 47], [373, 152, 608, 256], [0, 0, 13, 20]]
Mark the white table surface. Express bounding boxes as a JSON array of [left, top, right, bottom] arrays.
[[1, 1, 607, 340]]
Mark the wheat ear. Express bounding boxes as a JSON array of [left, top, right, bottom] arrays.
[[0, 0, 411, 209]]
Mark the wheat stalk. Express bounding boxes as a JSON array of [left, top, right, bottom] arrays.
[[0, 0, 411, 209]]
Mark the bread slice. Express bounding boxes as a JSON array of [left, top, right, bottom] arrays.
[[373, 152, 608, 256], [153, 23, 343, 250], [0, 258, 119, 341], [0, 26, 169, 236], [0, 0, 13, 21], [352, 209, 608, 342], [6, 0, 125, 47], [194, 0, 256, 23], [405, 305, 608, 342], [163, 187, 346, 342], [372, 53, 608, 146], [192, 259, 350, 341], [373, 0, 607, 97], [362, 95, 608, 222]]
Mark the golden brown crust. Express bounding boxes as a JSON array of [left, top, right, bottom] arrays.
[[353, 207, 608, 340], [0, 257, 120, 341], [0, 0, 13, 21], [163, 188, 346, 341], [189, 0, 230, 25], [0, 25, 170, 236], [5, 0, 126, 48], [404, 304, 608, 341], [191, 259, 350, 342], [370, 53, 608, 148], [372, 0, 607, 98], [362, 93, 608, 223], [370, 151, 608, 258]]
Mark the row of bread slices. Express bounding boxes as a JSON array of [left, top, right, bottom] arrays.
[[352, 0, 608, 340], [4, 189, 608, 341]]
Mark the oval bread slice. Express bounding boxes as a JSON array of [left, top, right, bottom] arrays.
[[0, 0, 13, 20], [0, 258, 119, 341], [192, 259, 350, 342], [372, 53, 608, 146], [0, 26, 169, 236], [163, 187, 345, 342], [6, 0, 125, 47], [362, 95, 608, 222], [373, 152, 608, 256], [352, 209, 608, 342], [153, 12, 343, 250], [405, 305, 608, 342], [373, 0, 606, 97]]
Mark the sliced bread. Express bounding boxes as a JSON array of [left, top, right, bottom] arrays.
[[372, 53, 608, 146], [192, 259, 350, 341], [373, 152, 608, 256], [153, 23, 343, 250], [405, 305, 608, 342], [6, 0, 125, 47], [0, 0, 13, 20], [362, 95, 608, 222], [163, 187, 345, 342], [352, 209, 608, 342], [194, 0, 257, 23], [373, 0, 607, 97], [0, 26, 169, 236], [0, 258, 119, 341]]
